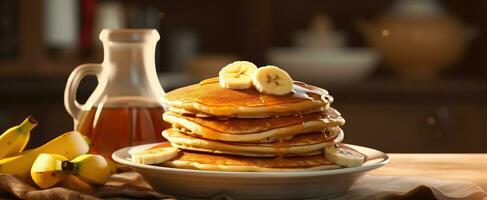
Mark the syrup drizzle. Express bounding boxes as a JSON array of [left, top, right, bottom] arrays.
[[292, 82, 333, 105], [258, 94, 266, 106], [199, 77, 220, 86], [196, 78, 333, 108], [272, 138, 289, 160], [291, 84, 315, 101]]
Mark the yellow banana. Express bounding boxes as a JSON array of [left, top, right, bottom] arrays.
[[0, 150, 33, 166], [68, 154, 110, 185], [31, 154, 69, 189], [131, 146, 180, 165], [82, 135, 92, 147], [252, 66, 293, 95], [219, 61, 257, 89], [30, 154, 109, 189], [0, 131, 89, 179], [0, 116, 38, 159], [324, 145, 365, 168], [0, 155, 21, 166]]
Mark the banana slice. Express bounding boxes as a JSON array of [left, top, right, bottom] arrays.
[[324, 145, 365, 168], [219, 61, 258, 89], [252, 66, 293, 95], [131, 146, 180, 165]]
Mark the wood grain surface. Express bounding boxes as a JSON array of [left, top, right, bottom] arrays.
[[370, 154, 487, 189]]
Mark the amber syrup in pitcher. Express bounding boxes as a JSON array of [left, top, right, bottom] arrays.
[[76, 106, 170, 159]]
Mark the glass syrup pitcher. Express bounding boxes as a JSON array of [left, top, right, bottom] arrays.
[[64, 29, 170, 158]]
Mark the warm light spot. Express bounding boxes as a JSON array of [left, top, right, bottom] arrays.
[[381, 29, 389, 37], [426, 116, 436, 125]]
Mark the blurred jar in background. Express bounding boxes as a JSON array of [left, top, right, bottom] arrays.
[[358, 0, 474, 81]]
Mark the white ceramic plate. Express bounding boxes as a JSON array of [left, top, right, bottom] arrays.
[[113, 143, 388, 200]]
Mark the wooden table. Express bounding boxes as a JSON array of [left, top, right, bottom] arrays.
[[370, 154, 487, 189]]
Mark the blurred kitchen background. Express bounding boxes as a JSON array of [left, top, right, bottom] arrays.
[[0, 0, 486, 152]]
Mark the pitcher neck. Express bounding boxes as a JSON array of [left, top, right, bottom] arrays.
[[96, 29, 164, 98], [101, 42, 159, 82]]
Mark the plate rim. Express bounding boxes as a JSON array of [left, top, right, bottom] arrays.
[[112, 143, 389, 178]]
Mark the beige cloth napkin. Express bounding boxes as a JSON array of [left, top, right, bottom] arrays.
[[1, 172, 486, 200], [0, 172, 174, 200]]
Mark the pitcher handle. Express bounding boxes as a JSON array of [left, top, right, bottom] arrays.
[[64, 63, 103, 120]]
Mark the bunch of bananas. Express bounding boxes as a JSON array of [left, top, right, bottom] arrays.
[[0, 116, 110, 191], [31, 153, 110, 189]]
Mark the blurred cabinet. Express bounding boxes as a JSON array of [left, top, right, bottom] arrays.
[[331, 80, 487, 153], [339, 103, 487, 153]]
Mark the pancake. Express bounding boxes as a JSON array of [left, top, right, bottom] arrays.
[[162, 79, 333, 118], [155, 76, 358, 172], [162, 128, 344, 157], [163, 150, 341, 172], [163, 108, 345, 142]]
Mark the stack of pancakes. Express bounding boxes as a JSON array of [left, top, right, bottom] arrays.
[[160, 78, 347, 172]]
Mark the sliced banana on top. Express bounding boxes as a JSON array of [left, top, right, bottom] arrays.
[[252, 66, 293, 95], [324, 145, 365, 168], [131, 146, 180, 165], [219, 61, 258, 89]]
